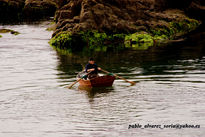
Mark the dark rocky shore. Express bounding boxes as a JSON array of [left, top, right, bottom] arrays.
[[0, 0, 61, 22], [1, 0, 205, 52]]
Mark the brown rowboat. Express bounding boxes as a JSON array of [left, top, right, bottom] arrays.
[[78, 75, 115, 87]]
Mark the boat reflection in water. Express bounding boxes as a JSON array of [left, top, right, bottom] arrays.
[[78, 84, 115, 102], [77, 75, 115, 102]]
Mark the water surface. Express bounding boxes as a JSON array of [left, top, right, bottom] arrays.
[[0, 22, 205, 137]]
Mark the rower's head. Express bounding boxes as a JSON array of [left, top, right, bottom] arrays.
[[89, 58, 95, 64]]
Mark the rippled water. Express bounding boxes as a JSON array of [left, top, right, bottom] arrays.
[[0, 22, 205, 137]]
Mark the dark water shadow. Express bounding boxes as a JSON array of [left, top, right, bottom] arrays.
[[55, 25, 205, 89], [56, 36, 205, 74], [78, 86, 115, 103]]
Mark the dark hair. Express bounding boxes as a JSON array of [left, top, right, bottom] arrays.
[[89, 58, 94, 61]]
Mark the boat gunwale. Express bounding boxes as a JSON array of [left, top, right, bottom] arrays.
[[78, 75, 115, 87]]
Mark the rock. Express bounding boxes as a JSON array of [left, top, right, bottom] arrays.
[[186, 0, 205, 22], [0, 0, 203, 52], [46, 22, 56, 31], [23, 0, 58, 19], [50, 0, 202, 52], [53, 0, 156, 36], [0, 29, 20, 35], [0, 0, 25, 22], [154, 0, 192, 10], [53, 0, 202, 37], [0, 0, 60, 22]]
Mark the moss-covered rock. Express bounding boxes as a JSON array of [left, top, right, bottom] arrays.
[[49, 30, 127, 52], [49, 31, 86, 51], [124, 18, 200, 49], [169, 18, 200, 34], [46, 22, 56, 31], [23, 0, 58, 19], [124, 33, 154, 50], [49, 32, 72, 48], [50, 17, 200, 52], [0, 29, 20, 35]]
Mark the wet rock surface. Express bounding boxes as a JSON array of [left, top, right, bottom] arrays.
[[0, 0, 25, 22], [1, 0, 204, 51], [0, 28, 20, 35], [23, 0, 58, 19], [49, 0, 204, 52], [0, 0, 60, 22], [53, 0, 205, 37]]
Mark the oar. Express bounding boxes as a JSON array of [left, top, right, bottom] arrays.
[[67, 71, 91, 89], [101, 69, 136, 85]]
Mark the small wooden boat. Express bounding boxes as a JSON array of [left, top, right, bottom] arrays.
[[78, 75, 115, 87]]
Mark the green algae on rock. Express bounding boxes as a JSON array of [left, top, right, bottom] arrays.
[[0, 29, 20, 35], [49, 32, 72, 48], [49, 30, 126, 52], [49, 0, 204, 52], [124, 33, 154, 50], [125, 18, 200, 49], [49, 17, 200, 51], [49, 31, 85, 51]]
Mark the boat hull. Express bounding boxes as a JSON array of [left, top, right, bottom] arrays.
[[79, 75, 115, 87]]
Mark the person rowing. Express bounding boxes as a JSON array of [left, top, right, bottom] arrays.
[[85, 58, 101, 79], [68, 58, 135, 89]]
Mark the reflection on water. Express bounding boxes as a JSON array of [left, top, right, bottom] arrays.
[[0, 22, 205, 137], [56, 31, 205, 84], [78, 86, 115, 103]]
